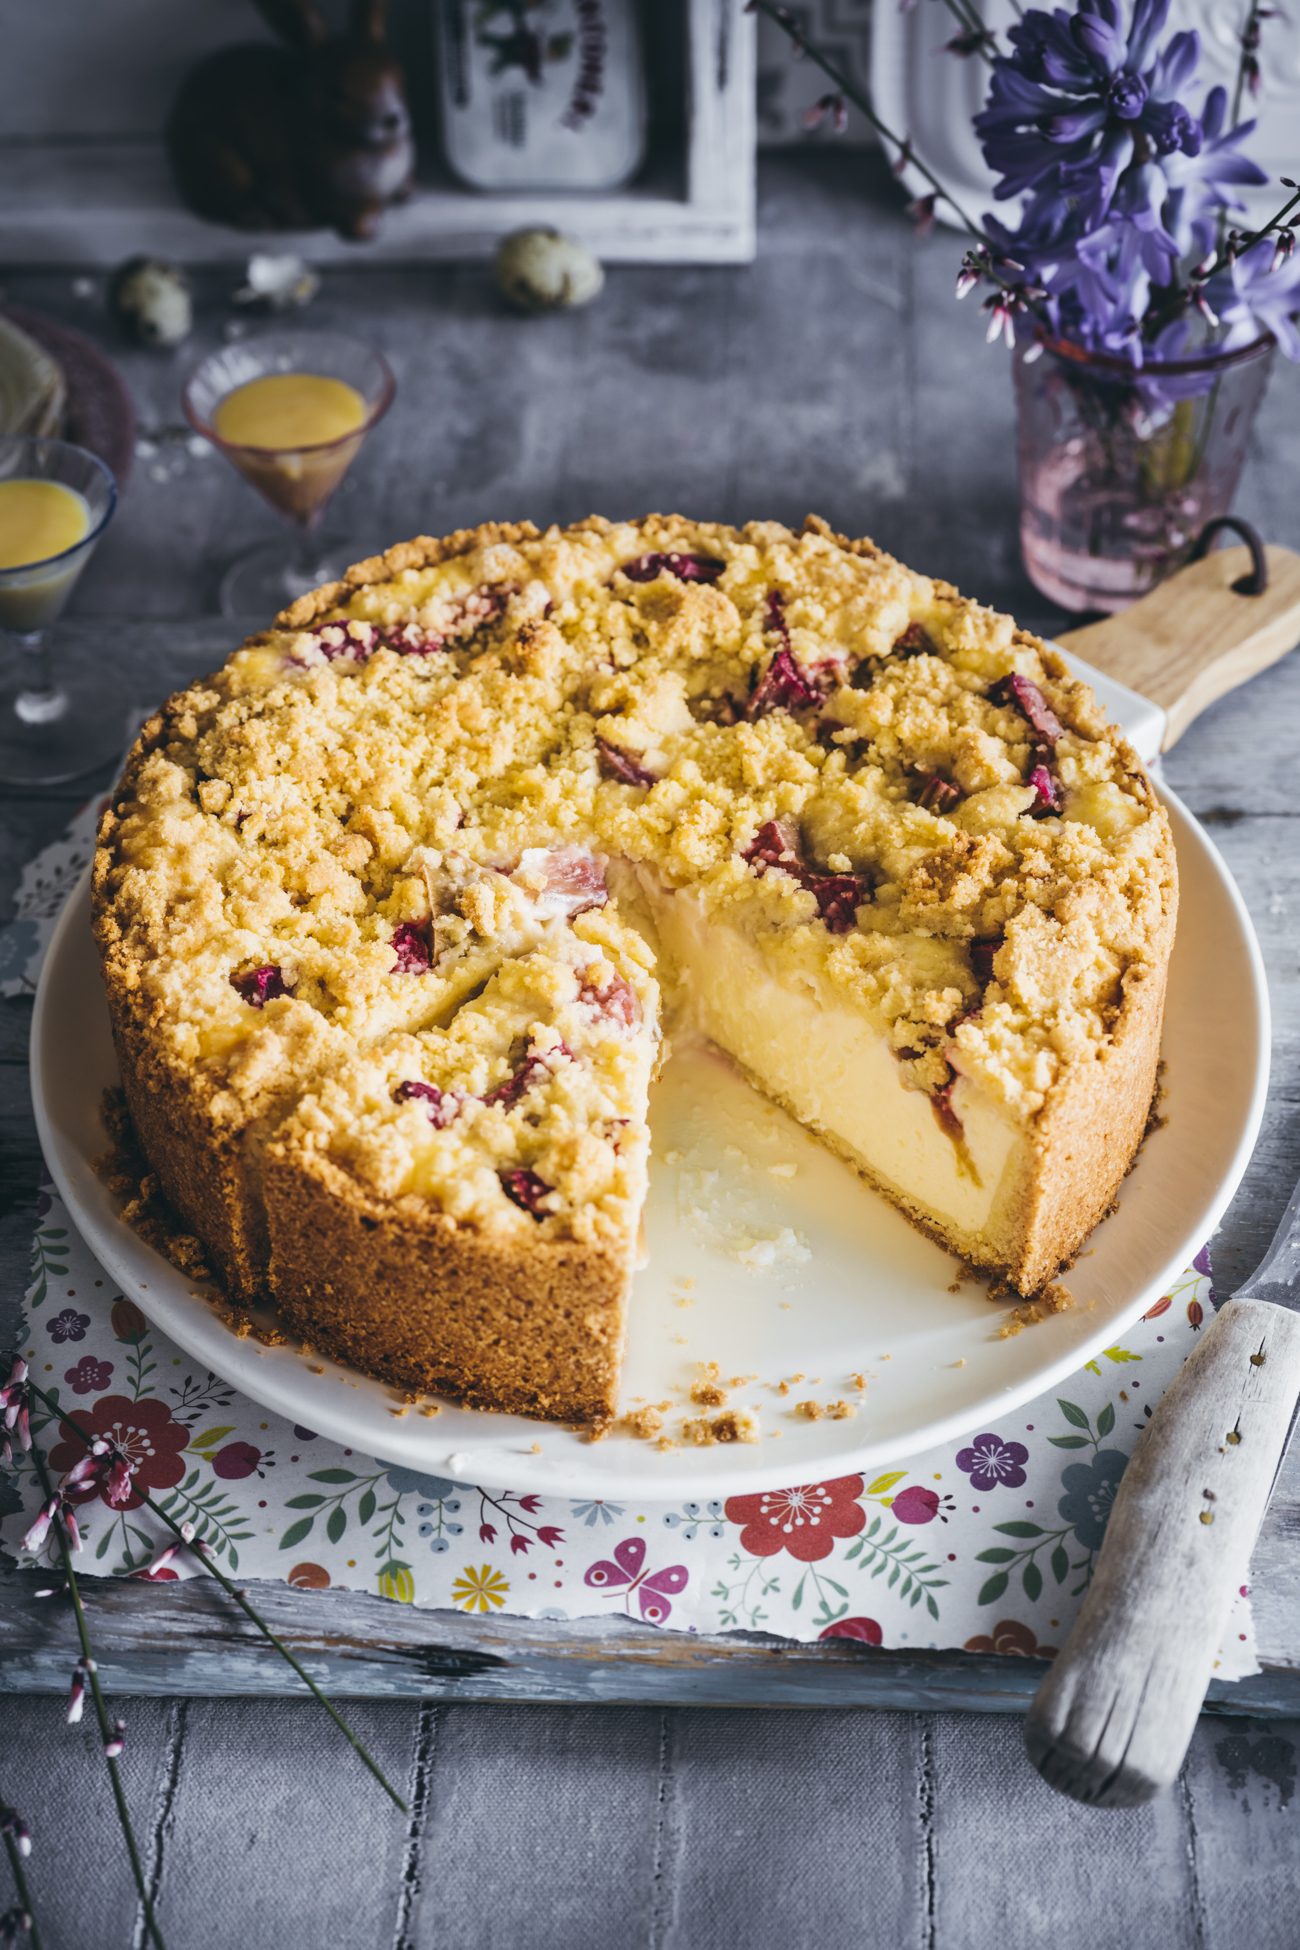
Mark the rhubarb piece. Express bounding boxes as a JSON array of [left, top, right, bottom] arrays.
[[390, 921, 433, 974], [930, 1069, 964, 1144], [893, 622, 938, 658], [916, 772, 961, 813], [1027, 763, 1062, 815], [799, 870, 871, 934], [229, 963, 293, 1008], [298, 586, 513, 666], [499, 1167, 554, 1217], [596, 737, 658, 787], [746, 647, 836, 721], [619, 552, 725, 585], [764, 588, 792, 646], [393, 1081, 461, 1129], [514, 845, 608, 916], [969, 935, 1002, 985], [308, 619, 445, 663], [743, 818, 802, 872], [484, 1047, 571, 1110], [743, 820, 870, 934], [991, 672, 1065, 747], [579, 971, 640, 1026]]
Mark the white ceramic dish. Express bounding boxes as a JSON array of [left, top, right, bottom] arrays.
[[32, 774, 1267, 1501]]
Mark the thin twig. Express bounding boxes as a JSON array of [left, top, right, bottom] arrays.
[[937, 0, 999, 65], [1218, 5, 1267, 253], [1, 1822, 43, 1950], [30, 1448, 166, 1950], [23, 1380, 408, 1816], [1231, 184, 1300, 258], [750, 0, 995, 245], [1230, 2, 1263, 134]]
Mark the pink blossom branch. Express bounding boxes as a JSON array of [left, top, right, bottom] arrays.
[[29, 1445, 167, 1950], [18, 1377, 408, 1816], [0, 1806, 41, 1950], [749, 0, 995, 244], [936, 0, 998, 64]]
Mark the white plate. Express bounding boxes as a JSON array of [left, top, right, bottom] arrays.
[[32, 780, 1267, 1499]]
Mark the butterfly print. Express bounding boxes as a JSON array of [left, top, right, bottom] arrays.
[[583, 1535, 689, 1624]]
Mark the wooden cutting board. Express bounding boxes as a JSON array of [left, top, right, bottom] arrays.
[[1056, 538, 1300, 749]]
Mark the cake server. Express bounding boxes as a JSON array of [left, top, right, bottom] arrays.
[[1025, 1173, 1300, 1805]]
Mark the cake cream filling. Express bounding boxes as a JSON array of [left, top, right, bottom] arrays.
[[629, 877, 1024, 1245]]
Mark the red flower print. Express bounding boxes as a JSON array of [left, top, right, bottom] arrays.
[[892, 1485, 940, 1525], [211, 1441, 262, 1480], [725, 1476, 866, 1563], [964, 1618, 1057, 1659], [64, 1356, 113, 1396], [48, 1395, 189, 1511], [820, 1616, 883, 1646]]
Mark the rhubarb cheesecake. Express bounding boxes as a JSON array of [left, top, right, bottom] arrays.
[[93, 515, 1176, 1426]]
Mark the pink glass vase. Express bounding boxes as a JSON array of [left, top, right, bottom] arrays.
[[1013, 332, 1276, 613]]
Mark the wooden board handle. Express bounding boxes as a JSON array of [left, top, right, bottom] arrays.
[[1024, 1297, 1300, 1807], [1057, 542, 1300, 749]]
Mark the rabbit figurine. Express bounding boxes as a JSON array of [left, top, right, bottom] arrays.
[[167, 0, 415, 242]]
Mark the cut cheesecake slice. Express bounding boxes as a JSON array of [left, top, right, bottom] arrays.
[[264, 895, 661, 1425]]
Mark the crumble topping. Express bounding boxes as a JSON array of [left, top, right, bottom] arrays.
[[96, 514, 1171, 1242]]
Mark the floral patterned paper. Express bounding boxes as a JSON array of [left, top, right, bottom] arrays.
[[2, 816, 1258, 1672], [0, 1187, 1256, 1675]]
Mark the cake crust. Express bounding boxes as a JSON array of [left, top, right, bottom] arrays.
[[93, 512, 1178, 1426], [264, 1147, 629, 1425]]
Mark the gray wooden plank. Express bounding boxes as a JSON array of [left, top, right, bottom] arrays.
[[1, 1561, 1297, 1718], [0, 1694, 178, 1948], [155, 1698, 412, 1950], [403, 1705, 664, 1950], [929, 1710, 1200, 1950], [1184, 1716, 1299, 1950], [658, 1707, 926, 1950]]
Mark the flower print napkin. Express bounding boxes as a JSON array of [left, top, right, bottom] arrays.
[[1, 806, 1259, 1674], [6, 1181, 1256, 1675]]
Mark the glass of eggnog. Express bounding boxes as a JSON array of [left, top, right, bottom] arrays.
[[0, 435, 118, 786], [182, 329, 396, 618]]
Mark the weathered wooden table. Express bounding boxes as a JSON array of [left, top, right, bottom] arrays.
[[2, 156, 1298, 1948]]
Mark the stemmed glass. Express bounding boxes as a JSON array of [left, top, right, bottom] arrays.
[[0, 436, 118, 787], [182, 329, 396, 618]]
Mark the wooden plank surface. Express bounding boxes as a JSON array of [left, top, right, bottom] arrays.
[[1, 150, 1299, 1942]]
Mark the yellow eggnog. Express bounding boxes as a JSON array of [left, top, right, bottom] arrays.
[[0, 479, 90, 570], [0, 479, 92, 633], [213, 374, 368, 524]]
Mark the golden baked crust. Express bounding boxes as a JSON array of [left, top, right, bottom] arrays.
[[93, 513, 1177, 1424]]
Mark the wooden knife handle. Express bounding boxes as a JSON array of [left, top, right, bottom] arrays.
[[1057, 543, 1300, 749], [1024, 1297, 1300, 1806]]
